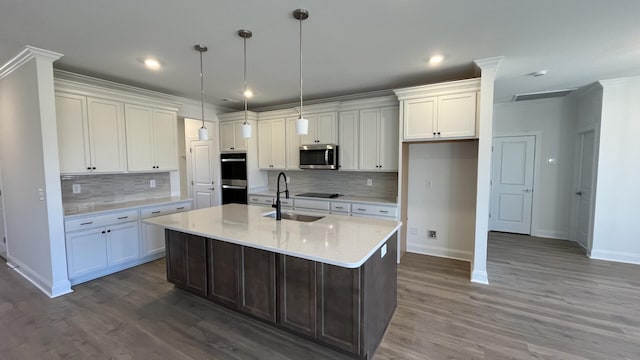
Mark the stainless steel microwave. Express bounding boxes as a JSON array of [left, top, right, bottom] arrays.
[[299, 144, 339, 170]]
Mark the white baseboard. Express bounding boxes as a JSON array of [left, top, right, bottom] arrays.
[[589, 249, 640, 265], [407, 243, 472, 262], [532, 229, 569, 240], [7, 255, 72, 298], [471, 269, 489, 285]]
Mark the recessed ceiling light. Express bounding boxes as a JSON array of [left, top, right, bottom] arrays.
[[429, 55, 444, 64], [144, 58, 161, 70], [243, 89, 253, 98]]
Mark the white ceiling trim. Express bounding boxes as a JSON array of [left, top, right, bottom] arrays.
[[0, 45, 63, 80]]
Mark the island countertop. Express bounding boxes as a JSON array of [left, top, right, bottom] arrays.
[[144, 203, 402, 268]]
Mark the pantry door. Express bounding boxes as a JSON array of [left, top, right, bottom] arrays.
[[574, 130, 596, 249], [191, 139, 218, 209], [0, 161, 6, 259], [490, 136, 536, 234]]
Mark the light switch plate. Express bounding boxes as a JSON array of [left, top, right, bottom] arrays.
[[150, 180, 156, 188]]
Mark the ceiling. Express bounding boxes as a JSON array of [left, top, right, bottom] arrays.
[[2, 0, 640, 109]]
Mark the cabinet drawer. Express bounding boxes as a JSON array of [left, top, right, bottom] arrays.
[[294, 199, 330, 211], [249, 195, 274, 206], [351, 203, 397, 218], [65, 210, 139, 232], [280, 198, 294, 207], [141, 202, 192, 218], [330, 202, 350, 213]]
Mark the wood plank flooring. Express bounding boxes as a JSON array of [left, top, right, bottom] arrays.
[[1, 232, 639, 359]]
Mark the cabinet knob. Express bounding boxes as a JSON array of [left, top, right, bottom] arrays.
[[92, 167, 96, 170], [433, 132, 436, 136], [437, 132, 441, 135], [101, 230, 106, 234], [107, 229, 111, 233], [87, 167, 91, 170], [231, 147, 235, 150]]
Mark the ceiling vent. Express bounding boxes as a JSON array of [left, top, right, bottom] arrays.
[[512, 89, 575, 102]]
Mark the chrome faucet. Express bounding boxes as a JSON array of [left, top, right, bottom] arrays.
[[272, 172, 290, 220]]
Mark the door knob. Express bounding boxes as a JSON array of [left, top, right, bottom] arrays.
[[576, 191, 583, 196], [523, 189, 532, 192]]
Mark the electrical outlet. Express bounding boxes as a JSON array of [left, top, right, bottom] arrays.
[[149, 180, 156, 188], [366, 179, 373, 186], [428, 230, 437, 239], [72, 184, 81, 194], [286, 175, 291, 183]]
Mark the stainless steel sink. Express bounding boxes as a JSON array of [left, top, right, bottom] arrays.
[[263, 211, 324, 222]]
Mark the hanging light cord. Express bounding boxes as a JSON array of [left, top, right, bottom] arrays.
[[299, 15, 303, 119], [199, 49, 205, 128], [243, 36, 248, 125]]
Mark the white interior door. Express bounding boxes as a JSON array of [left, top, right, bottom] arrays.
[[0, 161, 6, 259], [575, 131, 596, 249], [191, 140, 218, 209], [490, 136, 536, 234]]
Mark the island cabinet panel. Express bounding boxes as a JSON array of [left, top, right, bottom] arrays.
[[278, 255, 317, 337], [240, 247, 277, 323], [207, 240, 240, 308], [165, 230, 207, 297], [317, 264, 362, 354]]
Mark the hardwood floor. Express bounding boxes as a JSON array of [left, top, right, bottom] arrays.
[[1, 233, 639, 359]]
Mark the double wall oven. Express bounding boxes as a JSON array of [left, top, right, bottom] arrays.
[[221, 153, 247, 204]]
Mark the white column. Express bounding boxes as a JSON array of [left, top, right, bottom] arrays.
[[471, 57, 503, 284]]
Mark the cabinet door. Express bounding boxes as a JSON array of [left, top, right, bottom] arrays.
[[87, 98, 126, 172], [286, 117, 301, 170], [271, 119, 286, 169], [317, 263, 361, 354], [125, 105, 155, 171], [166, 230, 186, 286], [278, 255, 317, 337], [106, 221, 140, 266], [56, 93, 91, 174], [300, 114, 318, 145], [316, 112, 337, 144], [141, 221, 166, 257], [184, 234, 207, 296], [358, 108, 380, 171], [378, 106, 399, 171], [258, 121, 273, 169], [403, 97, 437, 140], [240, 246, 276, 323], [154, 109, 179, 170], [338, 111, 358, 170], [207, 239, 240, 308], [233, 122, 248, 151], [66, 228, 108, 278], [437, 92, 477, 138], [220, 122, 236, 151]]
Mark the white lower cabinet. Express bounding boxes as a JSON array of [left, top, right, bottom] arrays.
[[140, 201, 192, 257], [66, 228, 109, 279], [107, 222, 140, 266]]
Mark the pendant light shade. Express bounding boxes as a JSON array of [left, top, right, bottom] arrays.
[[239, 29, 253, 139], [194, 44, 209, 141], [293, 9, 309, 135]]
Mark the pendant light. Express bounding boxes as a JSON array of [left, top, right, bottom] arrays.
[[194, 44, 209, 140], [239, 29, 253, 139], [293, 9, 309, 135]]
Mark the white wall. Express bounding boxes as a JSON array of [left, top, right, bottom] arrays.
[[493, 97, 577, 239], [590, 78, 640, 264], [0, 51, 71, 297], [406, 142, 478, 261]]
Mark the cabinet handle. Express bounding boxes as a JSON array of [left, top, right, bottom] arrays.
[[151, 211, 161, 214], [80, 221, 93, 225], [437, 132, 441, 135], [433, 132, 436, 136], [379, 210, 389, 214], [101, 230, 106, 234], [92, 167, 96, 170], [176, 207, 185, 210], [335, 206, 343, 209], [107, 229, 111, 233], [230, 147, 235, 150], [86, 167, 91, 170], [357, 208, 366, 211], [117, 216, 128, 220]]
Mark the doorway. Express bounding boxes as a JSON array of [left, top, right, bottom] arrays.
[[573, 130, 596, 250], [0, 161, 6, 259], [190, 139, 218, 209], [489, 135, 536, 234]]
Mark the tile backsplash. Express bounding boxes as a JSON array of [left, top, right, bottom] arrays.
[[61, 173, 171, 205], [267, 171, 398, 199]]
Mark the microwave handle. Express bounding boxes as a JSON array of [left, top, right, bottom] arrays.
[[324, 149, 329, 165]]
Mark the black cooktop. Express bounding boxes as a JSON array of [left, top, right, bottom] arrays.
[[296, 192, 342, 199]]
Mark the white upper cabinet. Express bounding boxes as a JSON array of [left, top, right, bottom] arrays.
[[258, 119, 286, 170], [338, 111, 359, 171], [358, 106, 399, 172], [56, 93, 126, 174], [219, 121, 248, 152], [300, 112, 337, 145], [125, 105, 178, 172], [394, 78, 480, 142], [286, 117, 301, 170]]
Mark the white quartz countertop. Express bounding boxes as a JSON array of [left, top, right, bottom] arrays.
[[64, 196, 193, 218], [144, 204, 402, 268], [249, 192, 397, 206]]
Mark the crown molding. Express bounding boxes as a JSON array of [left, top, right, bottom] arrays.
[[393, 78, 480, 100], [0, 45, 63, 80], [598, 76, 640, 88], [218, 111, 259, 122], [251, 89, 394, 112], [474, 56, 504, 71]]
